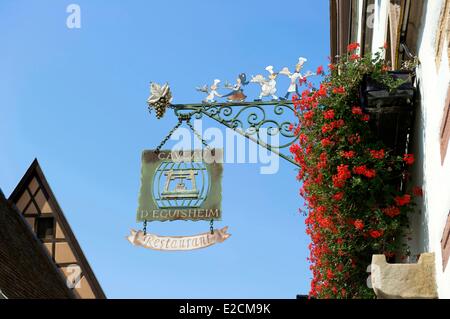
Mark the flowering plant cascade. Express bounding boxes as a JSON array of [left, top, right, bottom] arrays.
[[290, 43, 419, 298]]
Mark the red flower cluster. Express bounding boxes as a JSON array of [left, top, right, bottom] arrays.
[[332, 192, 344, 201], [341, 150, 356, 159], [369, 230, 383, 239], [288, 123, 294, 131], [332, 87, 346, 94], [412, 186, 423, 197], [394, 194, 411, 206], [323, 110, 335, 120], [332, 164, 351, 188], [403, 154, 415, 165], [348, 134, 361, 145], [382, 206, 401, 218], [362, 114, 370, 122], [289, 52, 417, 299], [322, 123, 334, 134], [352, 165, 376, 179], [317, 152, 328, 170], [354, 219, 364, 230], [316, 65, 324, 75], [321, 138, 333, 148], [370, 149, 385, 159], [299, 133, 308, 145], [347, 42, 360, 52], [352, 106, 363, 115]]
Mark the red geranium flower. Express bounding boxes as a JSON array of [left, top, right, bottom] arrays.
[[341, 150, 355, 159], [348, 134, 361, 145], [332, 192, 344, 201], [288, 123, 294, 131], [332, 119, 345, 129], [403, 154, 415, 165], [289, 143, 301, 155], [412, 186, 423, 197], [303, 110, 314, 121], [299, 133, 308, 145], [327, 269, 335, 280], [354, 219, 364, 230], [382, 65, 391, 72], [332, 164, 351, 188], [353, 165, 376, 179], [332, 87, 346, 94], [382, 206, 401, 218], [337, 164, 351, 180], [316, 65, 324, 75], [370, 149, 385, 159], [352, 106, 363, 115], [369, 230, 383, 239], [322, 123, 334, 134], [394, 194, 411, 206], [347, 42, 360, 52], [324, 110, 335, 120], [321, 138, 333, 148]]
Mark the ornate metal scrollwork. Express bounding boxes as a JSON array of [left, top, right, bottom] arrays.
[[171, 100, 300, 166]]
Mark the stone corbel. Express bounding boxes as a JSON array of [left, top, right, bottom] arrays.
[[370, 253, 438, 299]]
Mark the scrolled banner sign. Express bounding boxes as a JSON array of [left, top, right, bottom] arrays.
[[127, 226, 231, 251]]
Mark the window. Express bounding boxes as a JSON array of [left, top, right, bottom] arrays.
[[36, 217, 54, 240], [440, 87, 450, 164]]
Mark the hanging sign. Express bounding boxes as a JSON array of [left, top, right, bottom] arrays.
[[126, 226, 231, 251], [136, 149, 223, 222]]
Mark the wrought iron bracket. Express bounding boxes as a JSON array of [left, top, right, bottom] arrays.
[[154, 100, 300, 167]]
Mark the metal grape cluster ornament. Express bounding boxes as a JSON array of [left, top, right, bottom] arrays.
[[129, 57, 315, 251], [146, 82, 173, 119]]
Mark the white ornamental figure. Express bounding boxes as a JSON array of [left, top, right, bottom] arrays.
[[196, 79, 223, 103], [222, 73, 249, 102], [279, 57, 315, 100], [250, 66, 279, 101]]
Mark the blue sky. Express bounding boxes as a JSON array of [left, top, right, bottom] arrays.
[[0, 0, 329, 298]]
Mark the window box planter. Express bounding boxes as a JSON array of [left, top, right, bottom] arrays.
[[360, 71, 415, 110], [359, 71, 416, 156]]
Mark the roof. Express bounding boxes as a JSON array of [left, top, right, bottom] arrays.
[[0, 188, 74, 299], [8, 159, 106, 299]]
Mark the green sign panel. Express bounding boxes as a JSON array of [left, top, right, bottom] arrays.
[[137, 149, 223, 222]]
